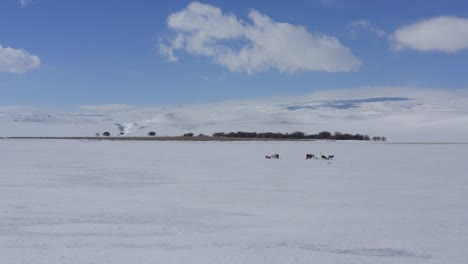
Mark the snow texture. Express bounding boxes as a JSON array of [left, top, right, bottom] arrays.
[[0, 139, 467, 263]]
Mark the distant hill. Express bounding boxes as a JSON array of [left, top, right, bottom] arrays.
[[1, 87, 467, 142]]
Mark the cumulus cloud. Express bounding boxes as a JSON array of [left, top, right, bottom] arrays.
[[160, 2, 361, 74], [19, 0, 32, 7], [349, 19, 386, 37], [392, 16, 468, 53], [0, 44, 40, 73]]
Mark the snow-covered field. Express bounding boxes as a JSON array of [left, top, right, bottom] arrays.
[[2, 87, 468, 142], [1, 139, 467, 264]]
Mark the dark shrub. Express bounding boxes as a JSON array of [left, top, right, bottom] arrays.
[[291, 131, 305, 139], [317, 131, 332, 139], [148, 131, 156, 136], [102, 132, 111, 136], [183, 133, 194, 137]]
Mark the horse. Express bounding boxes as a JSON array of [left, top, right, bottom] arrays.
[[306, 154, 315, 159], [321, 155, 334, 160], [266, 153, 280, 159]]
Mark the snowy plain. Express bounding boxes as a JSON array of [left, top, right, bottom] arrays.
[[2, 87, 468, 142], [1, 139, 467, 264]]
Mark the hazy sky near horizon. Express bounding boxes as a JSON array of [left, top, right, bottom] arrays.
[[1, 0, 468, 108]]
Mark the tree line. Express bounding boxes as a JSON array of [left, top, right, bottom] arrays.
[[211, 131, 386, 141], [97, 130, 386, 141]]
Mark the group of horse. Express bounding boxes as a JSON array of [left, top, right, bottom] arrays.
[[307, 153, 334, 160], [265, 153, 334, 160]]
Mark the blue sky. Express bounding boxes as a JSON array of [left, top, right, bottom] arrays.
[[1, 0, 468, 108]]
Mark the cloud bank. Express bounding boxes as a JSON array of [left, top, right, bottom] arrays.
[[160, 2, 361, 74], [0, 44, 40, 73], [392, 16, 468, 53]]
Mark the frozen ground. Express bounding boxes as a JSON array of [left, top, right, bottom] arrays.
[[1, 87, 468, 142], [0, 139, 467, 264]]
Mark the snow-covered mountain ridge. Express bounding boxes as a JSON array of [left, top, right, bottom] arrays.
[[1, 87, 468, 142]]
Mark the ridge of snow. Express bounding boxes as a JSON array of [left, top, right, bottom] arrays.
[[1, 87, 467, 142]]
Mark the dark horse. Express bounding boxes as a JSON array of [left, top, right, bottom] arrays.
[[321, 155, 334, 160], [306, 154, 315, 159], [265, 153, 280, 159]]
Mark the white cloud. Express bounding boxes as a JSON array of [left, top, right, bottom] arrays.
[[0, 44, 40, 73], [18, 0, 32, 7], [392, 16, 468, 53], [160, 2, 361, 74], [159, 43, 178, 62], [349, 19, 386, 37]]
